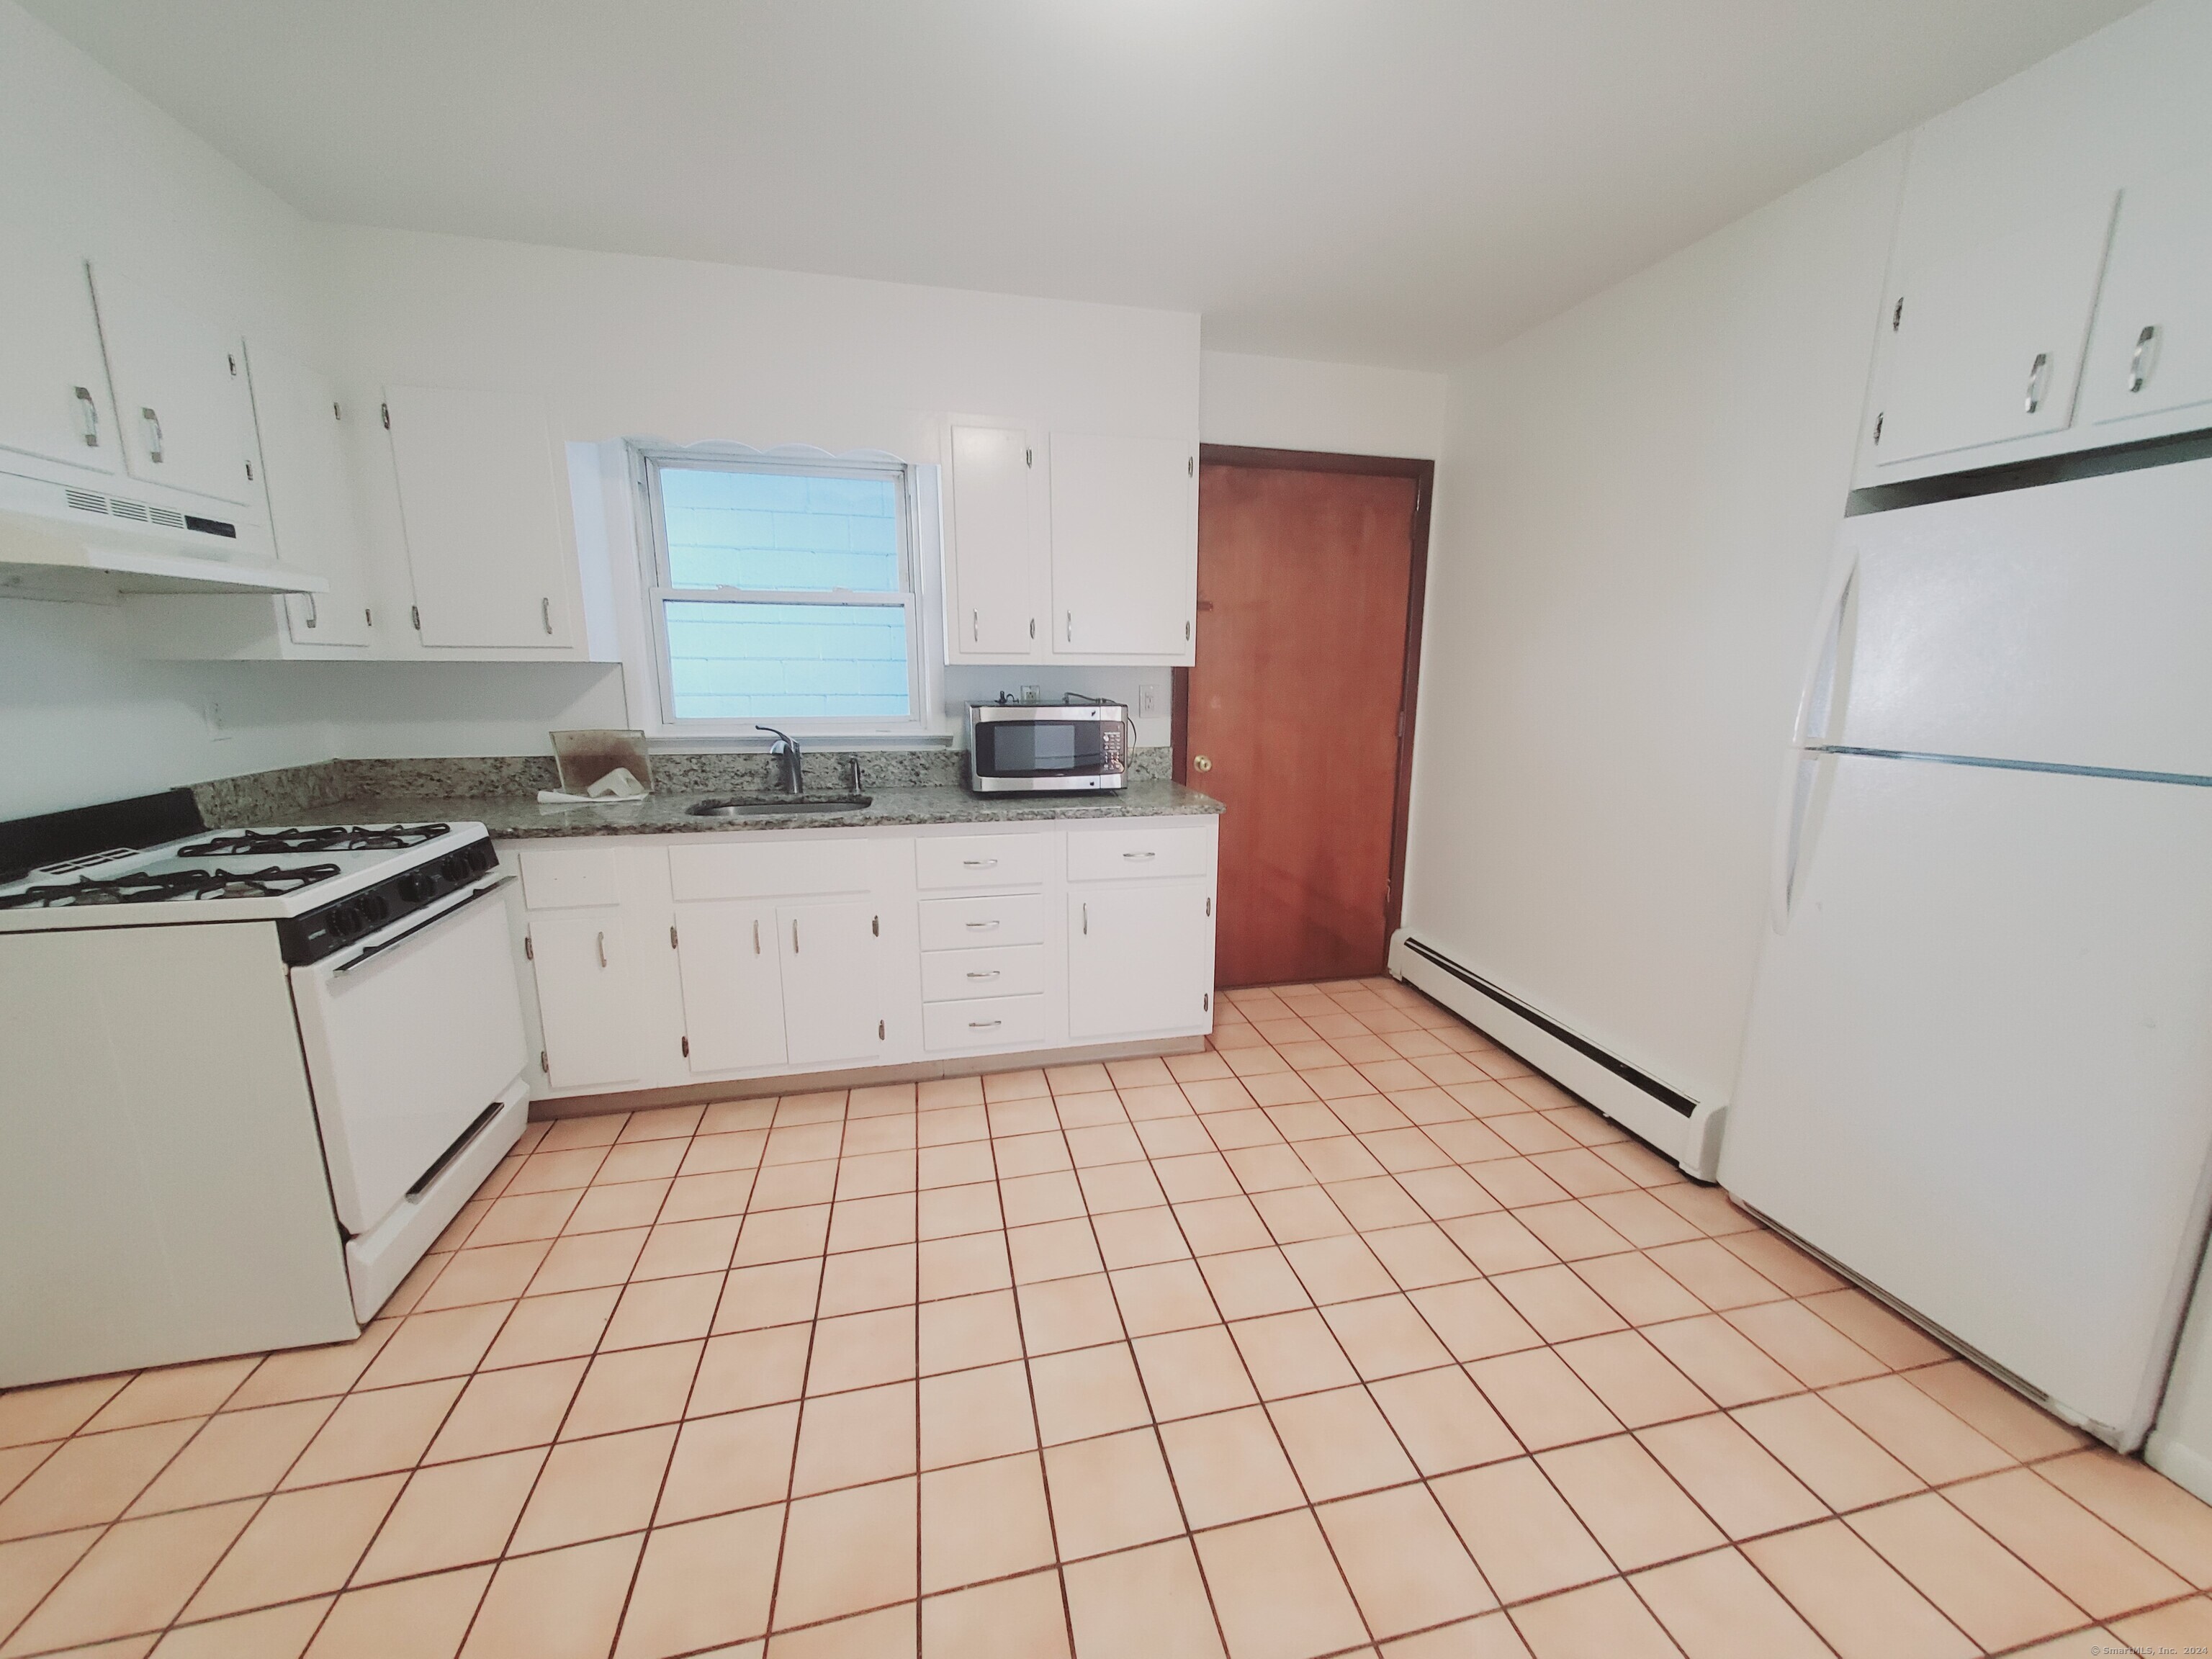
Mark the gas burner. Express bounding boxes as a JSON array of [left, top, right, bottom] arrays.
[[178, 824, 451, 858], [0, 863, 345, 909]]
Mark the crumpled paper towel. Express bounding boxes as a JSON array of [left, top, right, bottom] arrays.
[[537, 765, 649, 805]]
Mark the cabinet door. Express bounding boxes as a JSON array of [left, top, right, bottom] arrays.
[[88, 266, 260, 505], [674, 902, 788, 1074], [248, 346, 372, 647], [778, 900, 884, 1065], [947, 423, 1040, 657], [1068, 881, 1214, 1039], [2081, 162, 2212, 429], [528, 909, 644, 1089], [1050, 432, 1196, 658], [1874, 193, 2116, 468], [0, 238, 117, 475], [385, 385, 572, 648]]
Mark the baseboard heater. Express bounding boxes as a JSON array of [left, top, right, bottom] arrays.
[[1390, 933, 1725, 1179]]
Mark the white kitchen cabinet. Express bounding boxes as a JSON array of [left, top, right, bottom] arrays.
[[945, 422, 1043, 660], [89, 266, 262, 507], [1068, 880, 1214, 1040], [778, 900, 886, 1064], [384, 385, 574, 649], [252, 347, 373, 649], [673, 902, 788, 1074], [1050, 431, 1197, 660], [0, 237, 117, 476], [2080, 161, 2212, 431], [1871, 192, 2117, 470], [526, 908, 646, 1089]]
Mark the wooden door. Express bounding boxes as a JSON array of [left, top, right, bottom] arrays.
[[1187, 462, 1421, 986]]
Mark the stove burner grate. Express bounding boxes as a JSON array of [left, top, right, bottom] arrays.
[[178, 824, 450, 858], [0, 863, 345, 909]]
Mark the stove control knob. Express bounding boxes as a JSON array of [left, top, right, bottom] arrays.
[[326, 902, 362, 940], [356, 891, 390, 926], [396, 871, 431, 904], [440, 852, 471, 884]]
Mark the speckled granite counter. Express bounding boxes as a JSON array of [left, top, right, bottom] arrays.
[[204, 779, 1222, 839]]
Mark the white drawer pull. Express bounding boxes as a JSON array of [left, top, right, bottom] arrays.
[[965, 920, 999, 931], [967, 969, 1000, 981], [1122, 850, 1156, 860], [968, 1018, 1002, 1030], [962, 858, 999, 868]]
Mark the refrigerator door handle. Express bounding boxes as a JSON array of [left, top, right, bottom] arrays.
[[1771, 549, 1858, 930]]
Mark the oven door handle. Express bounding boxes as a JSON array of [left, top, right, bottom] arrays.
[[331, 874, 511, 975]]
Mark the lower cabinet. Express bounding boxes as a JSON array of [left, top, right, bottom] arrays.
[[1069, 880, 1215, 1039], [528, 907, 645, 1089], [505, 814, 1215, 1097], [673, 902, 788, 1074]]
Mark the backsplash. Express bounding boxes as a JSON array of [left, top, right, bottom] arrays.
[[194, 747, 1172, 822]]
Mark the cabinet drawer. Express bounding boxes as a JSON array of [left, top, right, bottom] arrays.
[[1068, 823, 1213, 882], [922, 943, 1046, 1003], [924, 994, 1051, 1053], [918, 892, 1046, 951], [668, 840, 871, 902], [517, 845, 623, 909], [915, 832, 1051, 891]]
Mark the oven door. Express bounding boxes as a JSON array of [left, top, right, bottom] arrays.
[[289, 874, 529, 1236], [971, 716, 1123, 790]]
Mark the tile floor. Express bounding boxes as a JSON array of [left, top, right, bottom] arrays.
[[6, 977, 2212, 1658]]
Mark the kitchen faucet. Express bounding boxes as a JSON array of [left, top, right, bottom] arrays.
[[755, 726, 804, 795]]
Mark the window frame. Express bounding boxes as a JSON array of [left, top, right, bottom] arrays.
[[628, 441, 941, 742]]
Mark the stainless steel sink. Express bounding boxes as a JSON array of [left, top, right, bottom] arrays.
[[687, 793, 873, 817]]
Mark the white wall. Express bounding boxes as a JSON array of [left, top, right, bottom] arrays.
[[0, 0, 333, 817], [1201, 351, 1446, 459], [1400, 139, 1907, 1109]]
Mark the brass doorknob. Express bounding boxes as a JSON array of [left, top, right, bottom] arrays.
[[1192, 755, 1213, 772]]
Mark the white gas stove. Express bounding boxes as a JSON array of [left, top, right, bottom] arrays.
[[0, 791, 531, 1387]]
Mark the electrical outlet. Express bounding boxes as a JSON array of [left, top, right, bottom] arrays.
[[1020, 684, 1040, 703], [202, 693, 233, 741], [1137, 683, 1161, 719]]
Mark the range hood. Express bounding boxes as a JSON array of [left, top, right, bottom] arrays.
[[0, 467, 323, 601]]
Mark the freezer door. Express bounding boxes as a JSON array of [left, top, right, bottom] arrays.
[[1725, 752, 2212, 1445], [1823, 457, 2212, 778]]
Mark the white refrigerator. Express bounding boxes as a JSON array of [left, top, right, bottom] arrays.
[[1722, 453, 2212, 1451]]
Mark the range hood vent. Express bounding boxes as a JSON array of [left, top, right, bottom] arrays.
[[0, 464, 322, 601]]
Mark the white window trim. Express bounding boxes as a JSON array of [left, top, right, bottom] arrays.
[[624, 439, 950, 745]]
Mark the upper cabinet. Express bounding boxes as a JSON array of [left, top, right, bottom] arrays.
[[383, 385, 575, 649], [940, 419, 1196, 667], [2080, 159, 2212, 431], [1870, 192, 2116, 469], [0, 237, 118, 477], [251, 348, 373, 649], [88, 266, 263, 508]]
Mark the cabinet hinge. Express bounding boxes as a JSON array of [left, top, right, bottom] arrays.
[[669, 923, 679, 949], [1202, 991, 1210, 1011], [681, 1034, 691, 1058], [227, 353, 238, 377], [1398, 709, 1406, 739], [1872, 413, 1884, 446], [381, 402, 391, 430], [411, 605, 422, 630], [1205, 896, 1213, 917], [1187, 455, 1195, 477], [244, 460, 253, 482], [539, 1049, 549, 1075], [1028, 618, 1036, 639], [1024, 447, 1033, 469], [333, 401, 342, 422], [523, 931, 534, 960], [1384, 876, 1392, 904], [878, 1019, 886, 1040], [1184, 620, 1191, 642], [364, 607, 374, 628], [1892, 297, 1904, 332]]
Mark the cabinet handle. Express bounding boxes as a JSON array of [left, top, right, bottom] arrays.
[[1122, 850, 1156, 860], [669, 923, 679, 949], [2128, 325, 2159, 393], [1065, 611, 1073, 642], [972, 608, 979, 642], [1082, 902, 1089, 936], [965, 920, 999, 931], [304, 595, 318, 629], [595, 930, 607, 968], [1029, 618, 1036, 639], [962, 858, 999, 868], [793, 920, 800, 953], [966, 969, 1001, 981], [73, 387, 99, 447], [968, 1019, 1003, 1030], [541, 597, 553, 634], [752, 919, 761, 955], [2023, 351, 2050, 414], [140, 407, 163, 462]]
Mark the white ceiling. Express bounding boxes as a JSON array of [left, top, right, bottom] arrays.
[[24, 0, 2144, 368]]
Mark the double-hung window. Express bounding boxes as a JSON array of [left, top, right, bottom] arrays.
[[635, 447, 930, 737]]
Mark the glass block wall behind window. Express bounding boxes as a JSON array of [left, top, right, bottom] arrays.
[[655, 466, 912, 720]]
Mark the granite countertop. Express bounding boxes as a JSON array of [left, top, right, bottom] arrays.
[[250, 780, 1223, 840]]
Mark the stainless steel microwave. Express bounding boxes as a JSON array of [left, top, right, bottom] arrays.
[[964, 698, 1130, 793]]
